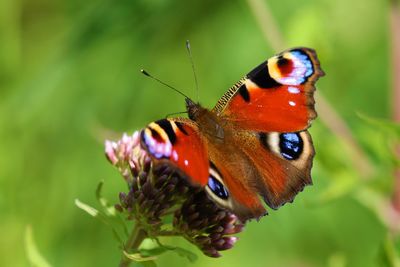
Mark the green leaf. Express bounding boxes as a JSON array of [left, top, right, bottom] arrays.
[[122, 251, 158, 262], [140, 238, 159, 250], [170, 247, 198, 263], [74, 198, 111, 225], [139, 238, 168, 257], [96, 180, 116, 216], [24, 225, 52, 267], [139, 238, 198, 262], [96, 180, 108, 207], [140, 247, 168, 257], [153, 238, 198, 262], [75, 198, 99, 217]]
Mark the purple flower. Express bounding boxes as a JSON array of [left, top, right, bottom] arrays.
[[105, 132, 244, 257]]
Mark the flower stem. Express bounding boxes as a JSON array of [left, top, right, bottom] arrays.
[[119, 224, 148, 267], [390, 0, 400, 231]]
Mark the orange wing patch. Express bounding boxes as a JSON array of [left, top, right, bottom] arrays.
[[223, 79, 314, 132]]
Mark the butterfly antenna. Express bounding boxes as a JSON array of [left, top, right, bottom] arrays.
[[186, 40, 199, 102], [141, 69, 190, 99]]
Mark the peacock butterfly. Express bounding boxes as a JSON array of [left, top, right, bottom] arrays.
[[140, 48, 324, 221]]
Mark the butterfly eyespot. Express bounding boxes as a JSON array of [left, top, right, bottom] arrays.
[[207, 175, 229, 200], [277, 56, 289, 66], [276, 56, 293, 76], [279, 132, 303, 160]]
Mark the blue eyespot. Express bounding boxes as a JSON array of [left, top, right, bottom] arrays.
[[208, 175, 229, 199], [279, 132, 303, 160]]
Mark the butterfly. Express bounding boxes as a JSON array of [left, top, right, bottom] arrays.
[[140, 48, 324, 221]]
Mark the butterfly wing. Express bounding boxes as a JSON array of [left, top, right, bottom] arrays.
[[212, 47, 324, 132], [202, 128, 314, 220], [203, 48, 323, 219], [235, 129, 314, 209], [140, 118, 209, 186]]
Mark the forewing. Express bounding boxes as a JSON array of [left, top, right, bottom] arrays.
[[140, 118, 209, 186], [213, 48, 324, 132]]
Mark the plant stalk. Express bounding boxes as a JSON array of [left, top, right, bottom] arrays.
[[391, 0, 400, 216], [119, 224, 148, 267]]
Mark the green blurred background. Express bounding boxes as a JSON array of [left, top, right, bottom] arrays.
[[1, 0, 399, 266]]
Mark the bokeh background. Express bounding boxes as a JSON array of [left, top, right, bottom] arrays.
[[1, 0, 399, 266]]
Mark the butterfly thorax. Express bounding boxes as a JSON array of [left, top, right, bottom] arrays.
[[185, 98, 225, 141]]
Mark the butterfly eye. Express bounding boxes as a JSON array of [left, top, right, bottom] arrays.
[[207, 175, 229, 199], [279, 132, 303, 160]]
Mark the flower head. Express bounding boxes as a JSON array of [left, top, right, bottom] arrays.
[[105, 132, 244, 257]]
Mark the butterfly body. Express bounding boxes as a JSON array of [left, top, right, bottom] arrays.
[[140, 48, 324, 221]]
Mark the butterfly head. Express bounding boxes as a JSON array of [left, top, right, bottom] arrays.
[[186, 98, 202, 121]]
